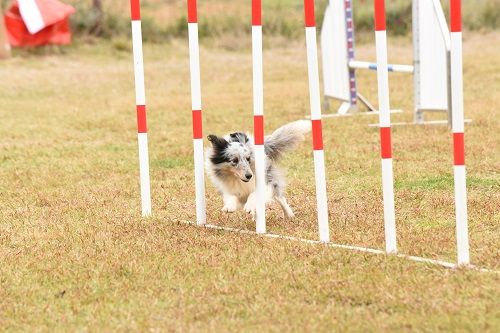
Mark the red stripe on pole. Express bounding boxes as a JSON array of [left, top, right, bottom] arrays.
[[450, 0, 462, 32], [187, 0, 198, 23], [252, 0, 262, 26], [453, 132, 465, 165], [312, 119, 324, 150], [130, 0, 141, 20], [254, 115, 264, 145], [374, 0, 386, 31], [137, 105, 147, 133], [380, 127, 392, 159], [304, 0, 315, 27], [192, 110, 203, 139]]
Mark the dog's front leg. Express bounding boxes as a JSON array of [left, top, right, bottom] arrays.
[[243, 192, 256, 219], [222, 194, 239, 213]]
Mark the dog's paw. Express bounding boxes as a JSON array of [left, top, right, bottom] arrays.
[[221, 205, 237, 213], [243, 202, 256, 218]]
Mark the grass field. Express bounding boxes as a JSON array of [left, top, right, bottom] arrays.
[[0, 28, 499, 331]]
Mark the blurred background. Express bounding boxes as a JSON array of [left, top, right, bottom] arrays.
[[1, 0, 499, 50]]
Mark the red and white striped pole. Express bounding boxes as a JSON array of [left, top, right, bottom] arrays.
[[374, 0, 397, 253], [304, 0, 330, 242], [187, 0, 207, 226], [450, 0, 469, 265], [130, 0, 152, 216], [252, 0, 266, 234]]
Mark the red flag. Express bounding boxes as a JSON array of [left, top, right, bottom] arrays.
[[4, 0, 75, 47]]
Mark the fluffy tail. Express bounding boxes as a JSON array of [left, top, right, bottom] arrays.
[[264, 120, 311, 161]]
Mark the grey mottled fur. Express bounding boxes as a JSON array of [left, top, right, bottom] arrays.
[[205, 120, 311, 218]]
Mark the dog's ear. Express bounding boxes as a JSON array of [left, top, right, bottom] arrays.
[[229, 132, 249, 144], [207, 135, 228, 150]]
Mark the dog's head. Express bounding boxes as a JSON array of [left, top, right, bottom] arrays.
[[207, 132, 254, 182]]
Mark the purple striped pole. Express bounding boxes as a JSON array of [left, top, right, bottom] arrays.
[[187, 0, 207, 225], [304, 0, 330, 242], [130, 0, 152, 216], [252, 0, 266, 233], [450, 0, 469, 265], [344, 0, 357, 108], [374, 0, 397, 253]]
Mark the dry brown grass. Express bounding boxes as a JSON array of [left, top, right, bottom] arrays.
[[0, 30, 499, 331]]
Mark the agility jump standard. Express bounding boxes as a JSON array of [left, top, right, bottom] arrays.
[[321, 0, 452, 125], [129, 0, 152, 216]]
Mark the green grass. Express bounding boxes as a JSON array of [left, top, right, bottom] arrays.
[[0, 31, 499, 331], [395, 175, 499, 190]]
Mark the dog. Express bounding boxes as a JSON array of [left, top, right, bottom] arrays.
[[205, 120, 311, 219]]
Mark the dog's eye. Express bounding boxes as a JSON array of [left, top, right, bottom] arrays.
[[246, 157, 251, 162], [232, 158, 239, 164]]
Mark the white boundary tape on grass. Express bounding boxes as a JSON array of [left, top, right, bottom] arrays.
[[180, 220, 495, 273]]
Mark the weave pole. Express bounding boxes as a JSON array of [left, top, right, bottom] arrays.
[[252, 0, 266, 233], [130, 0, 152, 216], [449, 0, 469, 265], [374, 0, 397, 253], [187, 0, 206, 225], [304, 0, 330, 242]]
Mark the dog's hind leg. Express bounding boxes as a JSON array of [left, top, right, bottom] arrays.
[[274, 195, 295, 219], [268, 166, 294, 218]]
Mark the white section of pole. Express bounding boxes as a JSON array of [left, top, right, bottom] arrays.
[[188, 23, 202, 111], [252, 26, 264, 117], [313, 150, 330, 242], [381, 158, 396, 253], [131, 21, 146, 106], [137, 133, 152, 216], [254, 146, 266, 233], [193, 138, 206, 225], [305, 27, 323, 121], [453, 165, 469, 265]]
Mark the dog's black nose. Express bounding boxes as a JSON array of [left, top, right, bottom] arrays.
[[245, 173, 253, 180]]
